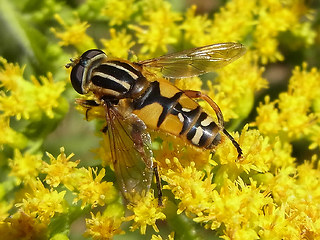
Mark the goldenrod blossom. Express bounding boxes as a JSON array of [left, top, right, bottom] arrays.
[[51, 14, 96, 52], [0, 57, 65, 120], [255, 63, 320, 142], [151, 232, 174, 240], [0, 211, 47, 240], [101, 28, 135, 60], [42, 147, 79, 189], [15, 179, 66, 224], [84, 211, 124, 240], [129, 0, 181, 55], [9, 149, 42, 185], [180, 5, 212, 46], [126, 191, 166, 235], [73, 167, 116, 209], [0, 0, 319, 239], [101, 0, 137, 26]]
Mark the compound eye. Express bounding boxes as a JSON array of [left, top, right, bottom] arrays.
[[70, 64, 85, 94], [80, 49, 105, 65]]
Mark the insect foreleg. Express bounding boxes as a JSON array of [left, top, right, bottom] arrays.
[[76, 99, 100, 120], [183, 90, 243, 160]]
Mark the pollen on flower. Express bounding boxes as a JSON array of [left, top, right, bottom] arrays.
[[84, 211, 124, 240], [15, 179, 66, 224], [51, 14, 96, 52], [31, 73, 66, 119], [206, 52, 267, 122], [72, 167, 116, 209], [129, 1, 181, 55], [101, 0, 136, 26], [194, 178, 273, 236], [0, 57, 66, 120], [9, 149, 42, 185], [101, 28, 135, 60], [161, 158, 216, 216], [125, 191, 166, 235], [0, 211, 47, 240], [255, 63, 320, 143], [252, 1, 315, 64], [210, 0, 255, 43], [216, 125, 274, 173], [42, 147, 79, 189], [180, 5, 212, 46], [151, 232, 175, 240]]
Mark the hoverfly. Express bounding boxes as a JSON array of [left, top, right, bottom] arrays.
[[66, 42, 245, 205]]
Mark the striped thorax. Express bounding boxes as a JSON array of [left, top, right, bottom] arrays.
[[69, 49, 149, 99]]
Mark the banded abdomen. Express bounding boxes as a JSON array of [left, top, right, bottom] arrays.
[[132, 80, 222, 149]]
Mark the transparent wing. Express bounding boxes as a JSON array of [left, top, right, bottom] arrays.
[[104, 103, 153, 202], [139, 42, 246, 78]]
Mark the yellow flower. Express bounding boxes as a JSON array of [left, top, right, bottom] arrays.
[[51, 14, 96, 52], [16, 179, 66, 224], [255, 63, 320, 142], [73, 167, 116, 209], [0, 115, 27, 148], [161, 158, 215, 216], [215, 125, 273, 174], [252, 1, 316, 64], [194, 178, 272, 239], [258, 204, 299, 239], [0, 57, 65, 120], [84, 210, 124, 240], [1, 0, 318, 238], [265, 159, 320, 239], [0, 211, 47, 240], [101, 0, 137, 26], [129, 0, 181, 55], [42, 147, 80, 189], [125, 191, 166, 235], [210, 0, 255, 43], [101, 28, 135, 59], [207, 52, 267, 122], [180, 5, 212, 46], [9, 149, 42, 185], [151, 232, 174, 240]]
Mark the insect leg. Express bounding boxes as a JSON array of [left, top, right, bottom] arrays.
[[222, 128, 243, 160], [76, 99, 100, 120], [154, 165, 163, 206], [183, 90, 243, 160], [183, 90, 224, 127]]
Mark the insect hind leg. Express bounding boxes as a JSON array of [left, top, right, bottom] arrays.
[[183, 90, 243, 160], [183, 90, 224, 127]]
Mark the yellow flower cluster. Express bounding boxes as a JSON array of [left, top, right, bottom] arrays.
[[44, 148, 117, 209], [0, 0, 319, 239], [256, 63, 320, 144], [126, 192, 166, 235], [1, 148, 119, 239], [51, 14, 96, 53], [0, 57, 66, 149], [84, 210, 124, 240]]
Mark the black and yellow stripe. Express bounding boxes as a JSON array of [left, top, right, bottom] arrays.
[[70, 49, 223, 150], [132, 80, 221, 149]]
